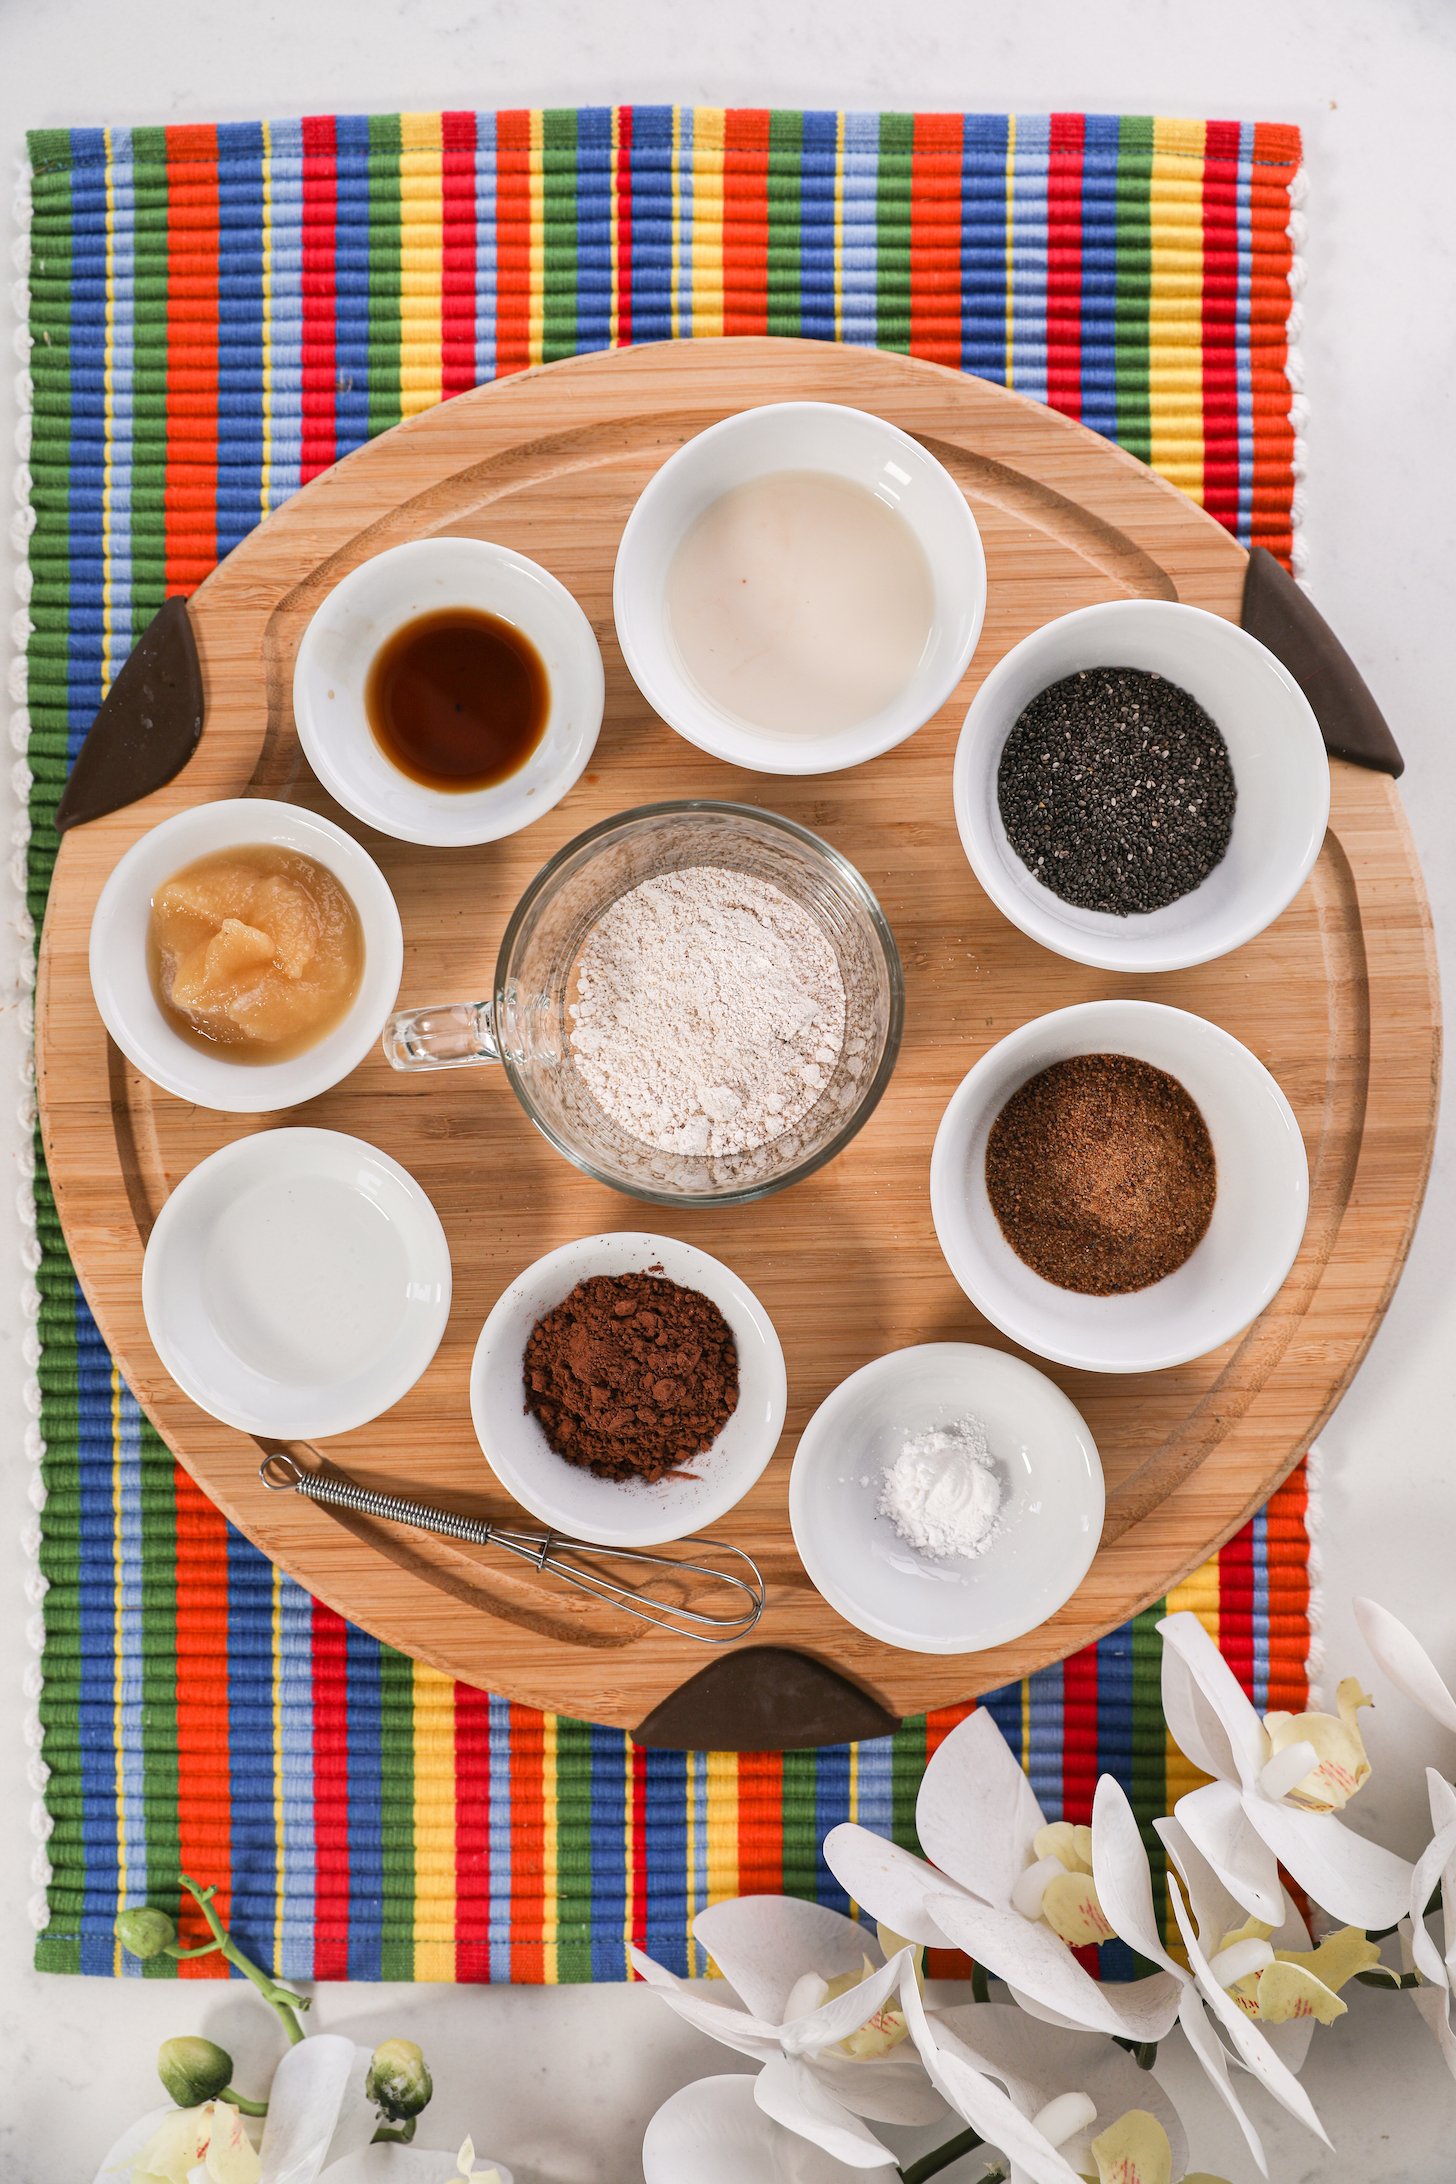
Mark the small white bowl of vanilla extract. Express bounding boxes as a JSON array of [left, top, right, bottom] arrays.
[[293, 536, 605, 847]]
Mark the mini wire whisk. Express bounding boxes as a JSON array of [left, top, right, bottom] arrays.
[[259, 1451, 765, 1644]]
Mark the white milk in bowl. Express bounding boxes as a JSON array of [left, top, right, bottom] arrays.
[[665, 469, 935, 738]]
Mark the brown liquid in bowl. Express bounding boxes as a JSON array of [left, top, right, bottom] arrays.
[[366, 607, 550, 791]]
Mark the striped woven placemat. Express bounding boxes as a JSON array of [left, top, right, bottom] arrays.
[[18, 108, 1312, 1983]]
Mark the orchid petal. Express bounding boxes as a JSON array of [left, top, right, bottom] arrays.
[[821, 1826, 962, 1948], [1152, 1814, 1273, 1952], [1158, 1614, 1267, 1787], [1412, 1982, 1456, 2089], [642, 2075, 877, 2184], [803, 2046, 946, 2128], [1263, 1682, 1372, 1812], [1171, 1780, 1285, 1927], [627, 1945, 779, 2059], [784, 1950, 910, 2057], [1242, 1796, 1413, 1931], [1251, 1963, 1349, 2025], [1039, 1870, 1116, 1949], [927, 2004, 1186, 2169], [899, 1985, 1083, 2184], [1167, 1872, 1331, 2148], [692, 1896, 880, 2021], [917, 1709, 1047, 1905], [1174, 1988, 1270, 2177], [927, 1892, 1179, 2041], [1407, 1818, 1456, 1990], [1088, 2110, 1174, 2184], [258, 2039, 359, 2184], [1090, 1778, 1179, 1976], [1272, 1927, 1381, 1999], [92, 2105, 176, 2184], [1033, 1823, 1095, 1876], [1355, 1598, 1456, 1737], [753, 2056, 895, 2169]]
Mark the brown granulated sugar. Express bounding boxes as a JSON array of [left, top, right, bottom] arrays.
[[523, 1271, 739, 1482], [985, 1051, 1217, 1296]]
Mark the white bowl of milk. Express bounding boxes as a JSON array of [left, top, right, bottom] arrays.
[[614, 402, 986, 775]]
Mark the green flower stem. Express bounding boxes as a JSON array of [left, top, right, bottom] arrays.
[[971, 1960, 991, 2005], [221, 2088, 270, 2117], [900, 2126, 985, 2183], [1356, 1968, 1421, 1990], [180, 1875, 310, 2044], [166, 1940, 225, 1960], [1134, 2041, 1158, 2070], [371, 2120, 418, 2146]]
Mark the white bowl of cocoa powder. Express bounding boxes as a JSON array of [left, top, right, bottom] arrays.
[[470, 1230, 787, 1547]]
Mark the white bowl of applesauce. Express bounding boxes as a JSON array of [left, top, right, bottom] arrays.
[[88, 798, 404, 1113], [613, 401, 986, 775]]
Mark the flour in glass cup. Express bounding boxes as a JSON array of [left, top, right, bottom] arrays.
[[568, 866, 847, 1157]]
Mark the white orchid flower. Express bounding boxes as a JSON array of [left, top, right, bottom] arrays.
[[822, 1708, 1179, 2043], [898, 1993, 1217, 2184], [1159, 1610, 1411, 1930], [630, 1894, 942, 2169], [113, 2102, 261, 2184], [1088, 1779, 1333, 2175]]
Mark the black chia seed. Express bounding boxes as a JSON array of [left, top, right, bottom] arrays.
[[996, 666, 1237, 916]]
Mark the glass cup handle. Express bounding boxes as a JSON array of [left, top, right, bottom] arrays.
[[383, 999, 501, 1072]]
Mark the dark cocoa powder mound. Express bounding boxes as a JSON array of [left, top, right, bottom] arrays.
[[985, 1052, 1216, 1296], [523, 1271, 739, 1482]]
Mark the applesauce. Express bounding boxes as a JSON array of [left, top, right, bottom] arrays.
[[148, 844, 365, 1062]]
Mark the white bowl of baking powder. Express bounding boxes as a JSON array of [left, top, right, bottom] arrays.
[[789, 1342, 1103, 1654]]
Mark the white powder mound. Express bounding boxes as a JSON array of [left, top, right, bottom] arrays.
[[878, 1417, 1004, 1560], [569, 866, 847, 1156]]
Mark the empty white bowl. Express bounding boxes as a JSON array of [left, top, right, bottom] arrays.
[[930, 1000, 1309, 1374], [470, 1232, 787, 1548], [293, 535, 605, 846], [614, 401, 986, 775], [142, 1127, 452, 1437], [89, 798, 404, 1113], [955, 598, 1330, 971], [789, 1342, 1104, 1654]]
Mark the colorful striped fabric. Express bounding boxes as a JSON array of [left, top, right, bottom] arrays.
[[21, 109, 1309, 1982]]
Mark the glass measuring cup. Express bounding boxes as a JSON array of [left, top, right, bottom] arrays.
[[383, 801, 904, 1207]]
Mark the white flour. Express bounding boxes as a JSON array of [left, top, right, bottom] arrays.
[[569, 866, 846, 1156], [879, 1417, 1004, 1560]]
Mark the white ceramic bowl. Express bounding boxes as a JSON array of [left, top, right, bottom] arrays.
[[470, 1232, 787, 1548], [89, 797, 404, 1113], [293, 536, 605, 846], [954, 598, 1330, 972], [613, 401, 986, 775], [142, 1127, 452, 1437], [789, 1342, 1103, 1654], [930, 1000, 1309, 1374]]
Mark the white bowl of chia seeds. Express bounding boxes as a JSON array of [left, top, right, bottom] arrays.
[[954, 598, 1330, 972]]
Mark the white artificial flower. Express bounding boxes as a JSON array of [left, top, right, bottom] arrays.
[[1159, 1610, 1411, 1930], [821, 1708, 1180, 2043], [629, 1894, 942, 2169], [1090, 1779, 1333, 2175], [115, 2102, 260, 2184], [899, 1995, 1211, 2184], [96, 2039, 512, 2184]]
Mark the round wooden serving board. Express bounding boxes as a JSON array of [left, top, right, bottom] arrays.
[[36, 340, 1439, 1736]]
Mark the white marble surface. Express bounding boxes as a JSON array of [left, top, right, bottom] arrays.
[[3, 1, 1456, 2177]]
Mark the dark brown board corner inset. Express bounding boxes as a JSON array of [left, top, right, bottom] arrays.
[[633, 1645, 901, 1751], [55, 595, 204, 832], [1241, 547, 1404, 778]]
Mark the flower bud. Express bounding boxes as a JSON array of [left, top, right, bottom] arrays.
[[158, 2034, 235, 2107], [367, 2037, 433, 2121], [114, 1906, 177, 1960]]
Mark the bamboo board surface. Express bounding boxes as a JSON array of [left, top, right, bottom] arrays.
[[34, 340, 1440, 1731]]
